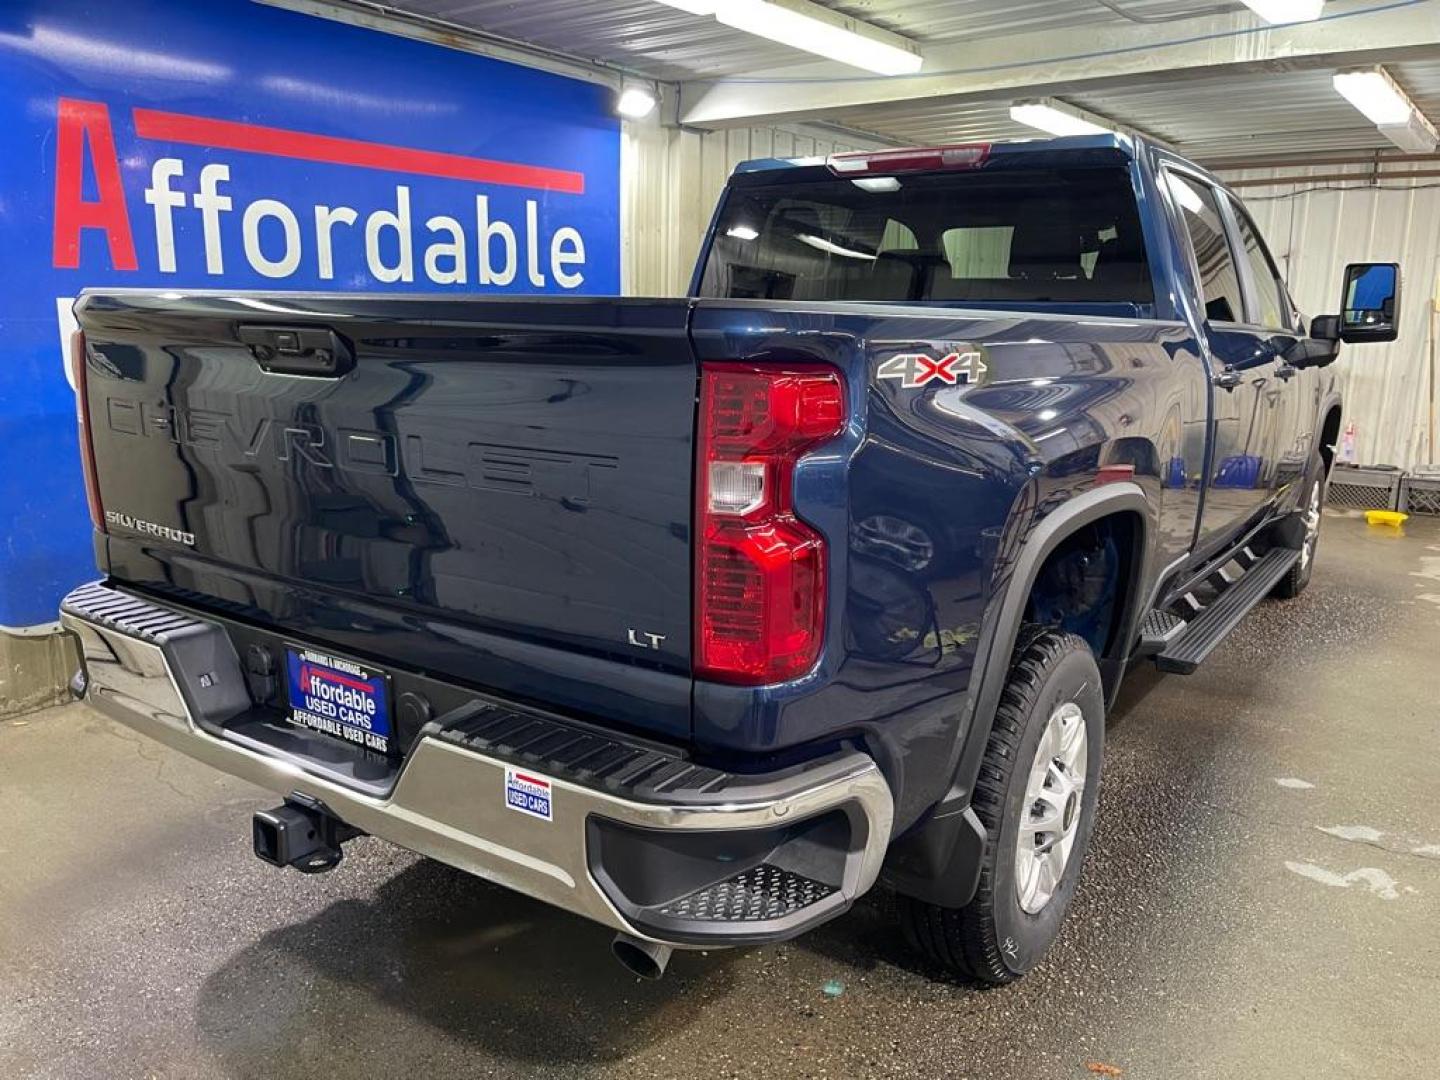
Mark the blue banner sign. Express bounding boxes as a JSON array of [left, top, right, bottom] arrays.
[[0, 0, 621, 628]]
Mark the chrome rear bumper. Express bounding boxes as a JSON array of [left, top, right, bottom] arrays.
[[61, 581, 893, 946]]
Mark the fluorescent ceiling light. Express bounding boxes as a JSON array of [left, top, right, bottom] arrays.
[[1333, 67, 1438, 153], [718, 1, 922, 75], [1333, 68, 1412, 125], [1009, 99, 1111, 137], [725, 224, 760, 240], [1238, 0, 1325, 23], [616, 86, 658, 118], [1378, 112, 1439, 154], [654, 0, 922, 76], [798, 234, 876, 261]]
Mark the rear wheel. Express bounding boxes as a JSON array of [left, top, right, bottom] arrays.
[[1273, 452, 1325, 599], [897, 629, 1104, 984]]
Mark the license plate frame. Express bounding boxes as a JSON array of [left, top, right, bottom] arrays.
[[283, 645, 394, 755]]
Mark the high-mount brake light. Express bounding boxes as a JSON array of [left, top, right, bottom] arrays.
[[826, 143, 990, 176], [69, 329, 106, 533], [696, 363, 846, 685]]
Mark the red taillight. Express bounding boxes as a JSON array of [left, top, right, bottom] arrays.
[[696, 363, 845, 685], [69, 329, 106, 533], [827, 143, 990, 176]]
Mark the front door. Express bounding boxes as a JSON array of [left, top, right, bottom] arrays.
[[1163, 168, 1277, 550], [1222, 197, 1312, 507]]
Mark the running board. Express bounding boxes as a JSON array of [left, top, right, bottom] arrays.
[[1148, 548, 1299, 675]]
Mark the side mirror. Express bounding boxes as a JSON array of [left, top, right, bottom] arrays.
[[1289, 313, 1340, 369], [1338, 262, 1401, 343], [1310, 314, 1341, 342]]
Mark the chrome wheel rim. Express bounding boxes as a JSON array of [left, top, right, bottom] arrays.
[[1299, 480, 1321, 571], [1014, 701, 1088, 915]]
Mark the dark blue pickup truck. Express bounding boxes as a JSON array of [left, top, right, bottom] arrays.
[[62, 134, 1399, 983]]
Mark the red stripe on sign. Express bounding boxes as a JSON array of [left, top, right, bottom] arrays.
[[300, 663, 373, 694], [514, 773, 549, 788], [131, 108, 586, 195]]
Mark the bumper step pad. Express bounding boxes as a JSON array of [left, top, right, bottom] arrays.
[[61, 581, 250, 726], [434, 701, 867, 808], [436, 701, 730, 800], [61, 580, 209, 644], [657, 864, 837, 923]]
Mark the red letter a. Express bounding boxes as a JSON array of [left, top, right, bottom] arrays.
[[52, 98, 137, 270]]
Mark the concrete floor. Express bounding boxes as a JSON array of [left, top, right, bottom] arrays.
[[3, 511, 1438, 1080]]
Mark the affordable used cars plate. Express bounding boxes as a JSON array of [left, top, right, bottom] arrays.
[[285, 646, 393, 754]]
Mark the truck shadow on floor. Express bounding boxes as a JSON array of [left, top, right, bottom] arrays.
[[193, 855, 741, 1071]]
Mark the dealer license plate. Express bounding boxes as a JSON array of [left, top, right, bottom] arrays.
[[285, 646, 393, 754]]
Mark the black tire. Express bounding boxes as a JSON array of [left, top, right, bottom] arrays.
[[897, 629, 1104, 984], [1273, 452, 1326, 599]]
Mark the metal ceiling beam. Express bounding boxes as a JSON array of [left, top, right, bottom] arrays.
[[1205, 148, 1440, 169], [260, 0, 639, 88], [1225, 167, 1440, 185], [678, 0, 1440, 130]]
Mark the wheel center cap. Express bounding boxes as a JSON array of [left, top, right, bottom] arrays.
[[1062, 791, 1078, 832]]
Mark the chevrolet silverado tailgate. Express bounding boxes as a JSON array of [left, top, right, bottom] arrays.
[[74, 291, 696, 738]]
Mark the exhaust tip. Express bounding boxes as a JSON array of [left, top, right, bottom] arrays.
[[611, 933, 672, 980]]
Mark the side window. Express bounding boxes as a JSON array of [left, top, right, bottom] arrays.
[[1228, 202, 1288, 329], [1166, 171, 1245, 324]]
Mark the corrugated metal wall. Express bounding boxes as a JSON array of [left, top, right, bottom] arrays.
[[621, 114, 869, 297], [1216, 164, 1440, 470]]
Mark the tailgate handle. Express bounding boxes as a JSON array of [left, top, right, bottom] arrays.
[[238, 325, 354, 377]]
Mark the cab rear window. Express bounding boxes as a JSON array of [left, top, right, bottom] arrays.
[[697, 166, 1152, 309]]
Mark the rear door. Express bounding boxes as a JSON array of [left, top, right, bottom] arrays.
[[77, 292, 698, 738]]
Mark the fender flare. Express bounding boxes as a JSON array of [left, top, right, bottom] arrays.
[[954, 482, 1153, 797], [1312, 394, 1344, 466], [881, 481, 1154, 907]]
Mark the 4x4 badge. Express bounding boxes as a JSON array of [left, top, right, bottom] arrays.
[[878, 348, 987, 389]]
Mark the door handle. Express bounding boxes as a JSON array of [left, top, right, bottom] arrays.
[[1212, 366, 1242, 390], [238, 324, 354, 377], [1274, 363, 1298, 381]]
